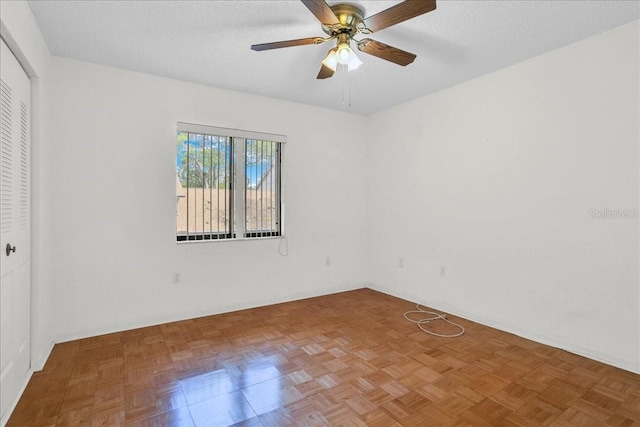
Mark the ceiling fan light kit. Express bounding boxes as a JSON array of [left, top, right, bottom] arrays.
[[347, 54, 363, 71], [321, 33, 363, 72], [335, 34, 356, 65], [321, 48, 339, 70], [251, 0, 437, 80]]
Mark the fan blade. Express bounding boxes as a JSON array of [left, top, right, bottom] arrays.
[[364, 0, 436, 33], [317, 64, 335, 79], [357, 39, 416, 66], [300, 0, 340, 25], [251, 37, 324, 51]]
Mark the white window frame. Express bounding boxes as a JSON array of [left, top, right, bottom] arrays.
[[176, 122, 285, 242]]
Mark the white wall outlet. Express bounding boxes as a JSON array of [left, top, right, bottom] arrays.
[[399, 258, 404, 268], [326, 256, 331, 266], [439, 265, 446, 277], [172, 272, 181, 284]]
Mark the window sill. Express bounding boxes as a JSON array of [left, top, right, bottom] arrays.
[[176, 235, 284, 244]]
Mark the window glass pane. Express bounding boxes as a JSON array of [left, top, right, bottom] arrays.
[[177, 131, 233, 240], [245, 139, 280, 237]]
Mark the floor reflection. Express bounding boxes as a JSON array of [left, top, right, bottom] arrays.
[[188, 390, 255, 427], [177, 358, 282, 426]]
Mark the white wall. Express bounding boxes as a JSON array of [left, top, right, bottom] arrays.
[[48, 57, 368, 341], [366, 20, 640, 373], [1, 1, 55, 371]]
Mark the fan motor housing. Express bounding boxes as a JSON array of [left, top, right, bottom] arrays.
[[322, 4, 364, 35]]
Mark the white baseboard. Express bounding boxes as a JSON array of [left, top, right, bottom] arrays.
[[56, 284, 364, 344], [1, 369, 33, 427], [31, 340, 55, 372], [365, 282, 640, 375], [0, 338, 54, 425]]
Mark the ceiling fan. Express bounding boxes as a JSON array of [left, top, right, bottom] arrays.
[[251, 0, 437, 79]]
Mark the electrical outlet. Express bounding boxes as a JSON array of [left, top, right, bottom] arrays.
[[399, 258, 404, 268], [326, 256, 331, 266], [439, 265, 446, 277], [172, 272, 181, 284]]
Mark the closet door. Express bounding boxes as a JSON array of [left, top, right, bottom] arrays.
[[0, 37, 31, 421]]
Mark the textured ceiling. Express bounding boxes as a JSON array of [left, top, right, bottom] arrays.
[[28, 1, 639, 115]]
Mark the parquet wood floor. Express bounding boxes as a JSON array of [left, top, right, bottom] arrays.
[[7, 288, 640, 426]]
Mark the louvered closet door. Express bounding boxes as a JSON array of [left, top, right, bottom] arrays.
[[0, 38, 31, 421]]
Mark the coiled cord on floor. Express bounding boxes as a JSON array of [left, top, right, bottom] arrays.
[[404, 303, 465, 338]]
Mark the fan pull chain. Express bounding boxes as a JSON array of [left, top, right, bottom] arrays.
[[341, 67, 352, 108], [342, 66, 346, 105]]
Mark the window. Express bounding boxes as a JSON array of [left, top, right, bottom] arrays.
[[176, 122, 284, 241]]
